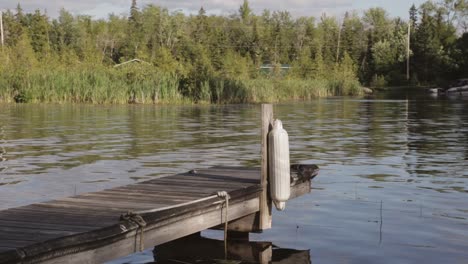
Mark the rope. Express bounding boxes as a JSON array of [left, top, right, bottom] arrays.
[[120, 211, 147, 252], [118, 183, 230, 255], [216, 191, 230, 260]]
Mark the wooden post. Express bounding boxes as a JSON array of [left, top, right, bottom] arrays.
[[259, 104, 273, 230]]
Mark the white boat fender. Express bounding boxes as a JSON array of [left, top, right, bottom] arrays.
[[268, 119, 290, 211]]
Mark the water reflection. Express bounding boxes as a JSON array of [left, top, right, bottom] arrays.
[[115, 233, 311, 264], [1, 92, 468, 263]]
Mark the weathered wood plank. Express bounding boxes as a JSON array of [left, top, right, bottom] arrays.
[[194, 166, 260, 174], [260, 104, 273, 230], [169, 170, 258, 177], [143, 181, 248, 191], [92, 189, 199, 199], [116, 184, 223, 194], [0, 207, 117, 220], [34, 202, 143, 212], [7, 204, 118, 215], [0, 247, 15, 256], [0, 229, 76, 242], [55, 197, 168, 209], [179, 171, 260, 180], [112, 186, 210, 197], [0, 247, 16, 251], [93, 190, 204, 202], [0, 220, 100, 232], [155, 174, 257, 185], [79, 193, 194, 204], [0, 239, 40, 248], [172, 173, 260, 184], [0, 215, 115, 228], [0, 207, 119, 224], [140, 180, 242, 190]]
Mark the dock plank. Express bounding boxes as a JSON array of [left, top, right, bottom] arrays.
[[0, 239, 36, 248], [0, 207, 117, 220], [79, 193, 195, 204], [90, 190, 198, 200], [0, 229, 77, 242], [0, 220, 102, 232], [2, 206, 120, 220], [156, 176, 257, 187], [56, 197, 169, 209]]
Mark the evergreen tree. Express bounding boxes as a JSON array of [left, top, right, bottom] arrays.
[[123, 0, 143, 60], [410, 4, 418, 28], [239, 0, 252, 24], [2, 10, 23, 46], [129, 0, 140, 23], [29, 10, 50, 56]]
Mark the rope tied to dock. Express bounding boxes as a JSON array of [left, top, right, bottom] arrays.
[[216, 191, 230, 260], [118, 190, 230, 255], [120, 211, 147, 252]]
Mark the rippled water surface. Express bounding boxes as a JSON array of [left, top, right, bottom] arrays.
[[0, 91, 467, 263]]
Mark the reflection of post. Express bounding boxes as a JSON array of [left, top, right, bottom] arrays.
[[260, 248, 273, 264], [153, 233, 273, 263], [272, 248, 311, 264], [153, 234, 310, 263], [260, 104, 273, 230]]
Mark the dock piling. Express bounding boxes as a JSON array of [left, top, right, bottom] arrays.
[[260, 104, 273, 230]]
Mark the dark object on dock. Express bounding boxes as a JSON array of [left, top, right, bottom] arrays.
[[290, 164, 319, 184], [152, 233, 310, 264]]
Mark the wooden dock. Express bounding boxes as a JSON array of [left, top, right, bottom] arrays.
[[0, 104, 318, 263], [0, 166, 315, 264]]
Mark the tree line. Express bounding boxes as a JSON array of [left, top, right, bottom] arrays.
[[0, 0, 467, 103]]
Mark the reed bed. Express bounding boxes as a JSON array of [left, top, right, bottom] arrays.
[[0, 65, 363, 104], [0, 65, 181, 104]]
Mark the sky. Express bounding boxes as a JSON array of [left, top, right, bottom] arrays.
[[0, 0, 428, 20]]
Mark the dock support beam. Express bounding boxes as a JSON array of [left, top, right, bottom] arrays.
[[225, 104, 273, 232], [259, 104, 273, 230]]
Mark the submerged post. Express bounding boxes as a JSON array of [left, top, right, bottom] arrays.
[[259, 104, 273, 230]]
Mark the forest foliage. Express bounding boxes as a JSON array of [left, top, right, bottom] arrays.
[[0, 0, 467, 103]]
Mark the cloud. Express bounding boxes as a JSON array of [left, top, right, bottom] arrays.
[[1, 0, 354, 19], [145, 0, 354, 17]]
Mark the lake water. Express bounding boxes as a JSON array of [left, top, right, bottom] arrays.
[[0, 90, 467, 263]]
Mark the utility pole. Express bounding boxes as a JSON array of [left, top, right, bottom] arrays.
[[407, 22, 410, 81], [0, 11, 4, 49], [336, 21, 342, 63]]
